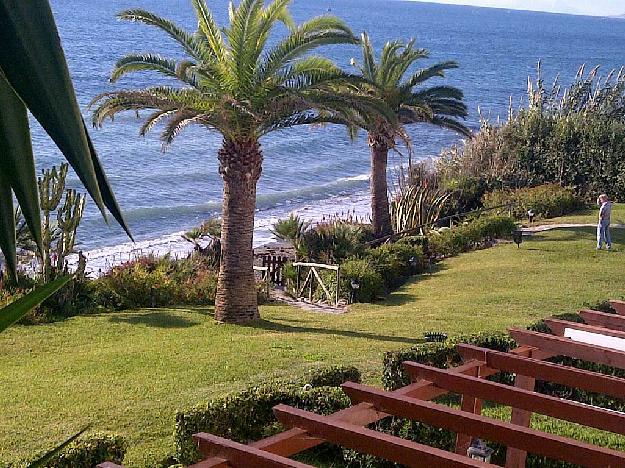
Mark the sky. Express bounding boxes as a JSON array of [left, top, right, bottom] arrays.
[[409, 0, 625, 16]]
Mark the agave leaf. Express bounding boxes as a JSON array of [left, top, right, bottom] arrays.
[[0, 172, 16, 278], [27, 425, 90, 467], [0, 275, 72, 333], [0, 75, 43, 260], [0, 0, 130, 237]]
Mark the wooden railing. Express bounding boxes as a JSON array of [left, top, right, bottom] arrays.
[[292, 262, 340, 306]]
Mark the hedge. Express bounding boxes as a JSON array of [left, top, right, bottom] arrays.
[[427, 215, 517, 258], [3, 433, 126, 468], [483, 184, 584, 220], [173, 365, 360, 465], [383, 332, 515, 391]]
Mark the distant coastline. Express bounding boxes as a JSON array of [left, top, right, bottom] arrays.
[[403, 1, 620, 19]]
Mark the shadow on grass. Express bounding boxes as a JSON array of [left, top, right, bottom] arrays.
[[107, 310, 206, 328], [244, 319, 424, 345], [374, 263, 449, 307]]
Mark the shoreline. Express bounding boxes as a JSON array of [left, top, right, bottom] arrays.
[[68, 191, 372, 277]]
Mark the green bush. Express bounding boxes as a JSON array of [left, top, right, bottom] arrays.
[[173, 366, 360, 465], [427, 215, 517, 258], [6, 433, 127, 468], [383, 332, 515, 391], [89, 254, 216, 309], [86, 253, 273, 311], [363, 243, 425, 289], [300, 221, 373, 263], [441, 175, 489, 216], [436, 67, 625, 201], [483, 184, 584, 220], [339, 259, 385, 303]]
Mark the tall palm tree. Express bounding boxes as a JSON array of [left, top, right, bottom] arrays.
[[351, 33, 470, 238], [92, 0, 391, 323]]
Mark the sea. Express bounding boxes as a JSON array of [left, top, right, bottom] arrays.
[[37, 0, 625, 274]]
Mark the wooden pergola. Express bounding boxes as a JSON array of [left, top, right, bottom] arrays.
[[101, 300, 625, 468]]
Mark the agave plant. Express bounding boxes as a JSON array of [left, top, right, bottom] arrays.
[[91, 0, 392, 322], [271, 214, 310, 243], [349, 32, 470, 238], [390, 183, 454, 235]]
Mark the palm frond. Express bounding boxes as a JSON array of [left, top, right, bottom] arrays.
[[111, 54, 200, 88], [401, 61, 458, 91], [139, 109, 177, 136], [91, 87, 216, 127], [160, 111, 204, 145], [257, 15, 358, 83], [226, 0, 265, 94], [360, 32, 377, 81], [118, 9, 212, 62], [430, 116, 471, 136], [191, 0, 227, 61], [411, 85, 465, 101]]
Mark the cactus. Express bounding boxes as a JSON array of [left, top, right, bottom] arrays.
[[37, 164, 86, 280]]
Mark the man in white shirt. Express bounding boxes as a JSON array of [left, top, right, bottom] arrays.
[[597, 194, 612, 250]]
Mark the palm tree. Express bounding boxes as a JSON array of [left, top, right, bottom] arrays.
[[92, 0, 391, 323], [350, 33, 470, 238]]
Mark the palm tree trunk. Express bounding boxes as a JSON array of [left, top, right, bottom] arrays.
[[369, 135, 392, 238], [215, 138, 263, 323]]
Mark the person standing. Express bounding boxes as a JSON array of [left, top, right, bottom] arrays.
[[597, 194, 613, 250]]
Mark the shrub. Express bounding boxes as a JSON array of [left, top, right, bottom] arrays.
[[300, 221, 373, 263], [441, 176, 489, 216], [173, 366, 360, 465], [338, 259, 385, 303], [427, 215, 517, 258], [436, 66, 625, 201], [6, 433, 127, 468], [364, 243, 425, 289], [87, 253, 273, 311], [383, 332, 515, 391], [483, 184, 584, 220]]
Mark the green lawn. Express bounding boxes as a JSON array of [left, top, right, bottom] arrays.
[[2, 226, 625, 466]]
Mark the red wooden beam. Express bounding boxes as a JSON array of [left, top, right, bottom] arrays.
[[579, 309, 625, 332], [273, 404, 493, 468], [193, 433, 313, 467], [458, 344, 625, 400], [509, 328, 625, 369], [609, 300, 625, 316], [341, 381, 625, 467], [403, 361, 625, 436], [546, 318, 625, 340]]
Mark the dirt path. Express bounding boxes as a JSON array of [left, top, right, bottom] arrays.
[[271, 288, 348, 314], [521, 223, 625, 234]]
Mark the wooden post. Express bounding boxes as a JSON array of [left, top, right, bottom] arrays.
[[296, 264, 301, 295], [455, 364, 483, 455], [505, 348, 536, 468], [336, 266, 340, 306], [309, 268, 313, 301]]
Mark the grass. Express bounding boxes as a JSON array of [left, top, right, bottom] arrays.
[[2, 225, 625, 466]]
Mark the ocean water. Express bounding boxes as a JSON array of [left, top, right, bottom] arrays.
[[38, 0, 625, 269]]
